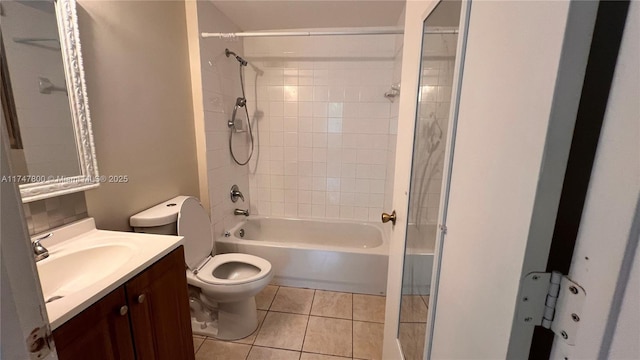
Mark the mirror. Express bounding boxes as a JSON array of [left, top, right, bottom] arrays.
[[398, 1, 461, 359], [1, 0, 98, 203]]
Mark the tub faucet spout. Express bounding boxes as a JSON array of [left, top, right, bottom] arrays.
[[234, 208, 249, 216]]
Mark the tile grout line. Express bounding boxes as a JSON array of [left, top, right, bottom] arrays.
[[249, 285, 281, 360], [301, 348, 361, 359], [245, 342, 252, 360], [352, 290, 355, 360], [194, 337, 204, 355], [420, 294, 430, 309], [269, 308, 365, 319], [244, 314, 260, 360], [249, 343, 303, 354], [255, 287, 273, 355], [300, 289, 316, 354], [268, 285, 281, 311], [249, 285, 278, 359]]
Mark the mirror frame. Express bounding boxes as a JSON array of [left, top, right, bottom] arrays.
[[19, 0, 99, 203]]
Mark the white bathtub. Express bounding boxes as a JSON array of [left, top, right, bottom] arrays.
[[216, 217, 389, 295], [402, 224, 436, 295]]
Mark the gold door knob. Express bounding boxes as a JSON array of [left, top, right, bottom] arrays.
[[381, 210, 396, 225]]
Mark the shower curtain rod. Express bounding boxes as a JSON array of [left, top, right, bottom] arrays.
[[201, 27, 458, 39]]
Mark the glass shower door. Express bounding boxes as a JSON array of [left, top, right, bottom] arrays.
[[397, 2, 461, 359]]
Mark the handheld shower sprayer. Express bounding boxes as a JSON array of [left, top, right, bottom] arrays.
[[225, 48, 254, 166], [225, 48, 248, 66], [228, 97, 247, 128]]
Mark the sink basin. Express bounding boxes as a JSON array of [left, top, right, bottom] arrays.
[[32, 218, 184, 330], [37, 243, 135, 302]]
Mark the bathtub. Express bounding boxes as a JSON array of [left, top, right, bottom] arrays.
[[216, 217, 389, 295], [402, 224, 436, 295]]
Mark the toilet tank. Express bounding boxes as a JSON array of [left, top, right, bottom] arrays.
[[130, 196, 192, 235]]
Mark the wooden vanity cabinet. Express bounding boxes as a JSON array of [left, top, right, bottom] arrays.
[[125, 245, 194, 360], [52, 287, 135, 360], [53, 246, 195, 360]]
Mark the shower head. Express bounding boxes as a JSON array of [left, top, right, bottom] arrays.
[[225, 48, 248, 66]]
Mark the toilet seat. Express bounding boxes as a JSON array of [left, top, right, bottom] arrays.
[[196, 253, 272, 285]]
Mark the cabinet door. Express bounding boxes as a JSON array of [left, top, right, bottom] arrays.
[[126, 246, 195, 360], [53, 287, 135, 360]]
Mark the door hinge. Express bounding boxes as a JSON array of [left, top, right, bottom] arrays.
[[517, 271, 586, 345], [26, 326, 53, 359]]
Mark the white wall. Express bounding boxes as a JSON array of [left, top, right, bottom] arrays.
[[551, 1, 640, 358], [242, 34, 399, 221], [428, 1, 597, 358], [2, 1, 79, 176], [79, 0, 200, 231], [194, 1, 252, 237]]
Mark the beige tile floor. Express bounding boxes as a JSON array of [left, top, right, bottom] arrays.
[[194, 285, 386, 360], [398, 295, 430, 360]]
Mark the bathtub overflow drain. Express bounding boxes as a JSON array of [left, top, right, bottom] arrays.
[[239, 229, 245, 238], [46, 295, 64, 304]]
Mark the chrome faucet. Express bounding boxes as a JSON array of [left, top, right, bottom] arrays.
[[32, 233, 52, 262], [234, 209, 249, 216], [230, 184, 244, 203]]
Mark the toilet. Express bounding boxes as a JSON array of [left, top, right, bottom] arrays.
[[130, 196, 273, 340]]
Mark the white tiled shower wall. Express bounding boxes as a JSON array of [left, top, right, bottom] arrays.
[[196, 2, 252, 236], [242, 34, 401, 221], [384, 34, 403, 219]]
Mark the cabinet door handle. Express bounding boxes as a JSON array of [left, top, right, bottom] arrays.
[[119, 305, 128, 316], [137, 294, 146, 304]]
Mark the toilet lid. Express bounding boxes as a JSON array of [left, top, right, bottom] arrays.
[[177, 197, 214, 270]]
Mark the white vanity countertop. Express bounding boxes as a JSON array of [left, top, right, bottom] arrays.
[[34, 218, 184, 330]]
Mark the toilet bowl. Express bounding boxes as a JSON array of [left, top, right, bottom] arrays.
[[130, 196, 273, 340]]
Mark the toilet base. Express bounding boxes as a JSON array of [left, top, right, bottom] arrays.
[[190, 297, 259, 340], [212, 296, 258, 340], [191, 318, 219, 337]]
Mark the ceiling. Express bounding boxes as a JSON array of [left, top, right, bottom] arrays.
[[211, 1, 406, 31]]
